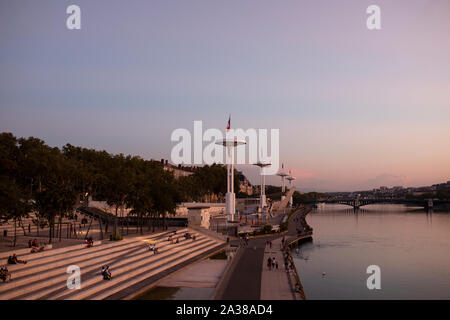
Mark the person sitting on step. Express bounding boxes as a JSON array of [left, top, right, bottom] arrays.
[[7, 254, 27, 265], [0, 266, 12, 282], [101, 265, 112, 280], [85, 237, 94, 248]]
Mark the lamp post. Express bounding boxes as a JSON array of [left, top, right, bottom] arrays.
[[216, 138, 246, 222], [276, 164, 288, 203], [286, 173, 296, 207], [253, 161, 271, 219]]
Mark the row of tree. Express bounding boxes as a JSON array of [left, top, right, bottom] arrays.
[[0, 132, 236, 245], [265, 185, 329, 206]]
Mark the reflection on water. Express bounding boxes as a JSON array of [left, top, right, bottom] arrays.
[[293, 204, 450, 299]]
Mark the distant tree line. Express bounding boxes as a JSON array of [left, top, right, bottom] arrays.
[[405, 189, 450, 201], [0, 132, 237, 244], [265, 185, 329, 206]]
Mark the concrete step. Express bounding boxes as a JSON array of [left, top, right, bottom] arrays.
[[51, 237, 213, 300], [0, 232, 198, 297], [58, 239, 220, 300], [19, 234, 208, 300], [91, 242, 224, 300], [4, 229, 188, 274], [0, 228, 187, 264], [0, 233, 205, 299]]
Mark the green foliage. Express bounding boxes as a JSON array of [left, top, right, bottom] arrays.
[[266, 185, 282, 196], [262, 224, 273, 234], [405, 188, 450, 201], [292, 191, 329, 206], [0, 132, 257, 243], [436, 188, 450, 200], [177, 163, 239, 202], [0, 132, 190, 243]]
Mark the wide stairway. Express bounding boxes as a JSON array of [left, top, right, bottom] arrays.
[[0, 228, 224, 300]]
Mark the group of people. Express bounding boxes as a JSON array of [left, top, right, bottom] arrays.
[[101, 265, 112, 280], [240, 234, 249, 246], [148, 243, 159, 254], [7, 253, 27, 265], [1, 253, 27, 282], [28, 239, 45, 253], [85, 237, 94, 248], [267, 256, 279, 270], [283, 250, 295, 273], [168, 235, 180, 244], [293, 215, 312, 236], [0, 266, 11, 282], [184, 232, 195, 241]]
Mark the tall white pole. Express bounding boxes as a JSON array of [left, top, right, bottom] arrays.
[[218, 138, 245, 223]]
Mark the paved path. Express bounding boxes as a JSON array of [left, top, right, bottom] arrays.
[[216, 206, 313, 300], [219, 237, 274, 300], [261, 238, 297, 300]]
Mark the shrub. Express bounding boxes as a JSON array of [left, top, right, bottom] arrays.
[[262, 224, 272, 234]]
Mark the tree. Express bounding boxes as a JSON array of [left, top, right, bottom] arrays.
[[126, 159, 154, 234], [149, 163, 180, 230], [0, 133, 32, 246], [102, 155, 133, 240], [34, 149, 78, 243], [0, 177, 32, 246]]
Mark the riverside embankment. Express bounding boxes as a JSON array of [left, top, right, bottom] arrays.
[[213, 205, 313, 300]]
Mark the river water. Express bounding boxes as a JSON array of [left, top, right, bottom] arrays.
[[292, 204, 450, 299]]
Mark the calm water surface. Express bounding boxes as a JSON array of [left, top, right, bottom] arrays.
[[293, 204, 450, 299]]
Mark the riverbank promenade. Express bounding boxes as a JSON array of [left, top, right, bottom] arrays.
[[261, 238, 300, 300], [214, 206, 312, 300]]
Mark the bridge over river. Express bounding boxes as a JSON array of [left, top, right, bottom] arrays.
[[310, 198, 450, 209]]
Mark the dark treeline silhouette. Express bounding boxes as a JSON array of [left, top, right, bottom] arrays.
[[0, 132, 236, 244], [265, 185, 328, 207]]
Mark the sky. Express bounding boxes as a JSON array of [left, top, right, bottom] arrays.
[[1, 0, 449, 191]]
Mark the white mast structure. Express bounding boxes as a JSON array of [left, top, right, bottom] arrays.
[[253, 161, 271, 219], [216, 138, 246, 222], [276, 164, 288, 203], [286, 171, 296, 207]]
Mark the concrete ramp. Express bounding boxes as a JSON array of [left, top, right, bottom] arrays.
[[273, 187, 296, 212]]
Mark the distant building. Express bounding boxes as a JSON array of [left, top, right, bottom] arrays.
[[238, 172, 253, 196], [152, 159, 196, 179]]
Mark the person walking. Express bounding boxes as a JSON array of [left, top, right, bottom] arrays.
[[267, 257, 272, 270]]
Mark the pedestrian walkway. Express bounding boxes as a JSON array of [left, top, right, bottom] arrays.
[[218, 242, 265, 300], [260, 238, 298, 300]]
